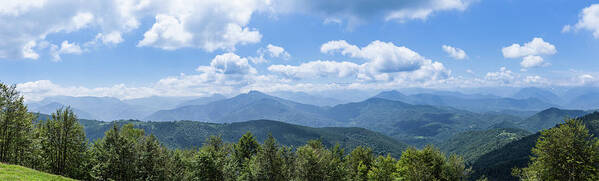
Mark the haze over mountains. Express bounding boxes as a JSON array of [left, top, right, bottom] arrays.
[[28, 87, 599, 122], [27, 87, 599, 147], [26, 87, 599, 180]]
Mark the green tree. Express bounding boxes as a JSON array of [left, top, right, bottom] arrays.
[[39, 107, 88, 179], [235, 132, 260, 164], [328, 144, 347, 180], [139, 134, 168, 181], [90, 124, 143, 181], [367, 154, 399, 181], [193, 135, 227, 181], [0, 83, 36, 166], [513, 119, 599, 181], [346, 146, 374, 181], [250, 134, 284, 181], [295, 140, 332, 181], [397, 145, 467, 181]]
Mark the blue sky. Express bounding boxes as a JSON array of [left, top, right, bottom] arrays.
[[1, 0, 599, 101]]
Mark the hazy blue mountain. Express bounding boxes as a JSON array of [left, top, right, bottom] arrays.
[[560, 87, 599, 109], [373, 90, 556, 113], [31, 96, 154, 121], [174, 94, 226, 108], [517, 107, 588, 132], [268, 91, 347, 107], [145, 91, 337, 126], [512, 87, 562, 105], [123, 96, 199, 110], [147, 91, 525, 146], [326, 98, 522, 146], [373, 90, 412, 102], [29, 102, 95, 119]]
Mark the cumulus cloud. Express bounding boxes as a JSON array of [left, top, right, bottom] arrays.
[[271, 40, 450, 84], [442, 45, 467, 60], [0, 0, 269, 60], [136, 0, 266, 51], [205, 53, 256, 75], [520, 55, 550, 69], [321, 40, 426, 73], [485, 67, 515, 84], [502, 38, 556, 58], [1, 0, 477, 60], [265, 44, 290, 59], [563, 4, 599, 38], [268, 60, 360, 79], [50, 41, 83, 61], [250, 44, 291, 64], [275, 0, 474, 26], [502, 37, 556, 69]]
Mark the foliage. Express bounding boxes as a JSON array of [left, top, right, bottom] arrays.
[[75, 118, 409, 158], [397, 145, 468, 181], [0, 83, 36, 166], [38, 107, 89, 179], [513, 119, 599, 180], [471, 111, 599, 181]]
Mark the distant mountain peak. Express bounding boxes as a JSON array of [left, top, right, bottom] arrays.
[[377, 90, 405, 96]]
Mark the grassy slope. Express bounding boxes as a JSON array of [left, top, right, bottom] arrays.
[[0, 163, 75, 181]]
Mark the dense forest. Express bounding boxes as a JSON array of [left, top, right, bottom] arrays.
[[3, 81, 599, 181]]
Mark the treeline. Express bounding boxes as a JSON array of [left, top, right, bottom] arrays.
[[5, 81, 599, 180], [0, 82, 470, 180]]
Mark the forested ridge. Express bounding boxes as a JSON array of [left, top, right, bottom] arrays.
[[1, 83, 468, 180], [3, 81, 599, 181]]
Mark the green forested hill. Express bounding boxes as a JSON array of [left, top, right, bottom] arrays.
[[437, 127, 530, 163], [471, 111, 599, 181], [79, 119, 409, 157], [517, 107, 588, 132], [0, 163, 75, 181], [146, 91, 525, 146], [328, 98, 522, 146]]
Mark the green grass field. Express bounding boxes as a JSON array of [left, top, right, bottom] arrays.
[[0, 163, 75, 181]]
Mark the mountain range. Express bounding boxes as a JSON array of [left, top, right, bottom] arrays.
[[35, 113, 408, 158], [146, 91, 525, 146]]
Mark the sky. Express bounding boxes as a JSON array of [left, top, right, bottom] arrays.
[[1, 0, 599, 101]]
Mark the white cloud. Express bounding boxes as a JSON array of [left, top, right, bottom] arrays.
[[250, 44, 291, 64], [206, 53, 256, 75], [271, 40, 450, 84], [91, 31, 124, 46], [565, 4, 599, 38], [0, 0, 476, 60], [502, 37, 556, 69], [266, 44, 290, 59], [0, 0, 269, 60], [137, 0, 266, 51], [275, 0, 474, 26], [502, 38, 556, 58], [268, 60, 360, 79], [520, 55, 549, 69], [442, 45, 467, 60], [321, 40, 426, 73], [485, 67, 515, 84], [137, 14, 193, 50], [50, 41, 83, 61], [22, 41, 39, 60]]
